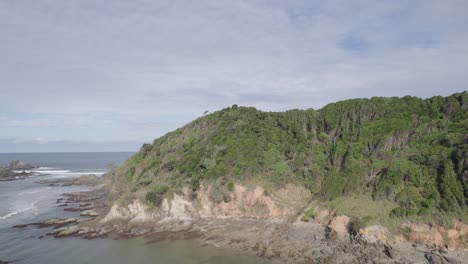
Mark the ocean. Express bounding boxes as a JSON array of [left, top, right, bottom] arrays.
[[0, 152, 263, 264]]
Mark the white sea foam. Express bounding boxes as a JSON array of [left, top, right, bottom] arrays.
[[31, 168, 105, 176], [12, 170, 32, 173], [49, 171, 105, 177], [33, 169, 71, 174], [13, 167, 63, 173], [19, 187, 52, 196], [0, 201, 38, 220], [35, 167, 55, 170]]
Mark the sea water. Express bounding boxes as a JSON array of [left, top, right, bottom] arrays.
[[0, 152, 263, 264]]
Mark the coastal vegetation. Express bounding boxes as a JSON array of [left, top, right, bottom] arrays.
[[112, 92, 468, 225]]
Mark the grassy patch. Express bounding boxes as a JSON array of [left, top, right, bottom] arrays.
[[323, 195, 401, 231]]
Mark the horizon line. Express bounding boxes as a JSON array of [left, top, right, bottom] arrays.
[[0, 151, 137, 154]]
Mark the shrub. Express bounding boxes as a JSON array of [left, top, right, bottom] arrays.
[[301, 207, 318, 222], [145, 191, 163, 207], [126, 167, 135, 182], [223, 193, 231, 203], [347, 217, 363, 236], [190, 177, 200, 191], [154, 185, 169, 194], [390, 207, 407, 218], [418, 207, 432, 216], [161, 160, 177, 172], [145, 185, 169, 207], [400, 226, 413, 238], [227, 182, 235, 192], [138, 179, 152, 186], [209, 183, 232, 203], [273, 161, 290, 183]]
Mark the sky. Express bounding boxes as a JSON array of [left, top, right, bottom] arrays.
[[1, 0, 467, 153]]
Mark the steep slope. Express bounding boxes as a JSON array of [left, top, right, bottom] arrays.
[[106, 92, 467, 224]]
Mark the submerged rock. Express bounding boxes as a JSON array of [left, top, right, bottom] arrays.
[[64, 207, 92, 212], [12, 224, 28, 229]]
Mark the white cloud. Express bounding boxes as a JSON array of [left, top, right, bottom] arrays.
[[0, 0, 467, 151]]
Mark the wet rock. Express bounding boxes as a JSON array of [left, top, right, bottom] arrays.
[[0, 161, 36, 181], [77, 227, 92, 234], [47, 226, 80, 237], [28, 218, 78, 228], [12, 224, 28, 229], [100, 226, 115, 234], [64, 207, 92, 212], [0, 167, 9, 178], [62, 192, 102, 203], [38, 175, 102, 187], [80, 210, 99, 217], [83, 232, 107, 239], [45, 218, 78, 225]]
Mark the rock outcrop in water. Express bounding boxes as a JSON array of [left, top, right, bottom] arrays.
[[7, 160, 35, 171], [0, 160, 36, 181]]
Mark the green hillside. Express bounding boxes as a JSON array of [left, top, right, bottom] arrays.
[[111, 92, 467, 222]]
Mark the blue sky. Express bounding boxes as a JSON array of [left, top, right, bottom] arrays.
[[1, 0, 467, 152]]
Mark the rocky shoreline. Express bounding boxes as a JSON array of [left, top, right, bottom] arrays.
[[11, 180, 468, 264]]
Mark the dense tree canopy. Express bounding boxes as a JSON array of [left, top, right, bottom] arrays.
[[119, 92, 468, 219]]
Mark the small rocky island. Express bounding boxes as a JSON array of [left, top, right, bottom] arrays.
[[0, 160, 37, 181]]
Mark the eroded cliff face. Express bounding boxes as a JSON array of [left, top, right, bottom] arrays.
[[197, 185, 303, 217], [101, 184, 310, 224], [101, 200, 155, 223], [99, 183, 468, 252], [396, 221, 468, 250]]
